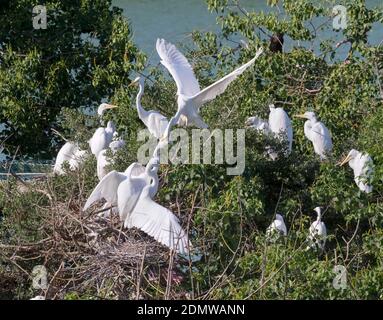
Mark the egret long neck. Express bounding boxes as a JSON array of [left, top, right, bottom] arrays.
[[136, 82, 149, 120]]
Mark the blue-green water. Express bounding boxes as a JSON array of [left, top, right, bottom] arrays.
[[113, 0, 382, 63]]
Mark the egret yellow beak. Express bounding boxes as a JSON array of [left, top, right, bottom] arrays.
[[104, 104, 118, 110], [128, 78, 140, 87], [338, 154, 352, 166], [294, 114, 307, 119]]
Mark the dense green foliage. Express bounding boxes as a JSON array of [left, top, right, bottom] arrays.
[[1, 0, 382, 299], [0, 0, 145, 158]]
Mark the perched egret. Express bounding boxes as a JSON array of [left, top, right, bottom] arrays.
[[156, 38, 264, 138], [295, 111, 332, 160], [69, 148, 88, 170], [88, 103, 118, 156], [97, 133, 125, 180], [129, 76, 169, 139], [268, 104, 293, 154], [83, 157, 189, 253], [245, 104, 292, 160], [307, 207, 327, 251], [339, 149, 374, 193], [53, 142, 87, 174], [266, 214, 287, 239]]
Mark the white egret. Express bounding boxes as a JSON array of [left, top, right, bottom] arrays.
[[88, 103, 118, 156], [53, 142, 87, 174], [245, 104, 292, 160], [83, 162, 143, 212], [117, 157, 189, 253], [69, 148, 88, 170], [268, 104, 293, 154], [129, 76, 169, 139], [266, 214, 287, 239], [96, 133, 125, 180], [83, 157, 189, 253], [156, 38, 264, 138], [339, 149, 374, 193], [307, 207, 327, 251], [295, 111, 332, 160]]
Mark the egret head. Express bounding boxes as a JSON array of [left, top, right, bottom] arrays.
[[128, 76, 144, 87], [339, 149, 359, 166], [294, 111, 316, 121], [275, 214, 284, 221], [98, 103, 118, 116], [268, 104, 276, 111]]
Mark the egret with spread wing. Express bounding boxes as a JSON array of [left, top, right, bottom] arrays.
[[83, 157, 189, 253], [156, 38, 264, 138], [117, 157, 189, 253]]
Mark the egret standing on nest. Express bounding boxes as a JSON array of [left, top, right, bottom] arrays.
[[295, 111, 332, 160], [83, 157, 189, 253], [339, 149, 374, 193], [156, 38, 264, 138]]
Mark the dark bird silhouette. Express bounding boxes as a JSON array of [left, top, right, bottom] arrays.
[[269, 33, 284, 53]]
